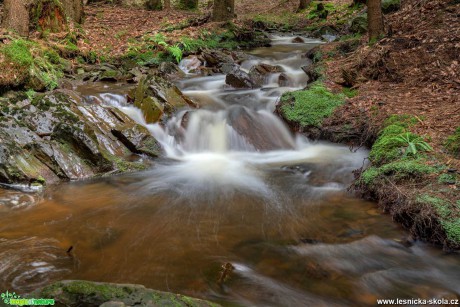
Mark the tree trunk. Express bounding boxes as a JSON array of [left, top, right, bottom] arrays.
[[2, 0, 83, 35], [211, 0, 234, 21], [367, 0, 384, 41], [61, 0, 84, 23], [297, 0, 311, 11], [2, 0, 31, 36], [163, 0, 170, 9], [179, 0, 197, 9]]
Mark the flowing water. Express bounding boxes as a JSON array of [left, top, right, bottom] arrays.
[[1, 36, 460, 306]]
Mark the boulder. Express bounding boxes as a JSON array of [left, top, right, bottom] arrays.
[[0, 90, 162, 188], [248, 63, 283, 86], [292, 37, 305, 43], [128, 75, 197, 124], [226, 68, 258, 89], [158, 61, 186, 81], [34, 280, 219, 307], [278, 73, 291, 87]]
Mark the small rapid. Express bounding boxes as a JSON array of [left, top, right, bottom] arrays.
[[80, 35, 366, 198], [1, 35, 459, 306]]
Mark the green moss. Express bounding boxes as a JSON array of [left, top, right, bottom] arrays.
[[369, 124, 406, 164], [1, 39, 34, 67], [438, 173, 458, 185], [378, 159, 436, 179], [445, 126, 460, 158], [369, 115, 428, 165], [280, 82, 345, 128], [384, 114, 418, 127], [360, 167, 380, 185], [442, 219, 460, 244], [416, 194, 451, 218], [342, 87, 358, 98]]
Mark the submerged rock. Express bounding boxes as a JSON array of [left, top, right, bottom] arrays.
[[34, 280, 219, 307], [0, 90, 162, 188]]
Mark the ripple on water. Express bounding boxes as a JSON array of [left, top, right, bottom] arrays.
[[0, 237, 73, 293]]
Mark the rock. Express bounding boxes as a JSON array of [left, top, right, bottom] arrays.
[[301, 65, 321, 82], [278, 73, 290, 87], [98, 70, 121, 82], [200, 50, 234, 67], [382, 0, 400, 13], [350, 13, 368, 34], [0, 90, 162, 188], [227, 106, 295, 150], [128, 75, 197, 124], [292, 36, 305, 43], [304, 46, 321, 63], [312, 25, 339, 39], [34, 280, 219, 307], [226, 68, 258, 89], [176, 56, 201, 75], [158, 61, 186, 81], [248, 63, 283, 86], [219, 62, 239, 75]]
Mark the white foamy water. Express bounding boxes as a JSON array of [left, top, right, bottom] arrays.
[[78, 36, 367, 197]]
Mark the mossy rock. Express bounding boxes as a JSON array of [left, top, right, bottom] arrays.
[[35, 280, 220, 307], [277, 82, 344, 129], [350, 13, 367, 34], [382, 0, 401, 14]]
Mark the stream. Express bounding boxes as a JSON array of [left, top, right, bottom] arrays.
[[1, 35, 460, 306]]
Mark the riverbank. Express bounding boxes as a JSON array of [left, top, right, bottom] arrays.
[[275, 0, 459, 249]]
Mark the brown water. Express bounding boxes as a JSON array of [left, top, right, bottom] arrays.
[[1, 35, 460, 306]]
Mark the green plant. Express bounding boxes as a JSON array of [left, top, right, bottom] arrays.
[[167, 44, 183, 63], [445, 126, 460, 157], [438, 173, 457, 185], [390, 132, 432, 157], [342, 87, 358, 98], [280, 82, 345, 128]]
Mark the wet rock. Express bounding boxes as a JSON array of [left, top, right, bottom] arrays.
[[0, 90, 162, 187], [226, 68, 257, 89], [98, 70, 121, 82], [292, 37, 305, 43], [158, 61, 186, 81], [34, 280, 219, 307], [219, 62, 239, 75], [301, 65, 321, 82], [278, 73, 290, 87], [227, 106, 295, 150], [248, 63, 283, 86], [200, 50, 234, 67], [304, 46, 321, 63], [128, 75, 197, 123]]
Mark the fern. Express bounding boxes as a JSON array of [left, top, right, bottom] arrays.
[[167, 44, 183, 63]]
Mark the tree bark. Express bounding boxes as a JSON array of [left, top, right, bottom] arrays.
[[211, 0, 234, 21], [367, 0, 384, 41], [297, 0, 311, 11], [2, 0, 83, 35], [2, 0, 31, 36], [61, 0, 84, 23], [163, 0, 170, 9]]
